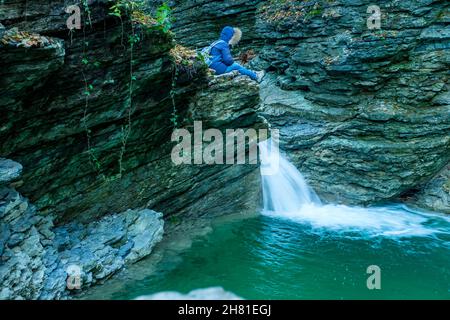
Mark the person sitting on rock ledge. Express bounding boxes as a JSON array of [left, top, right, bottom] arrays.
[[203, 26, 265, 83]]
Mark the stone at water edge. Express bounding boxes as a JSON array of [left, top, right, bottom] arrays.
[[0, 158, 23, 185], [413, 165, 450, 214], [0, 198, 165, 299], [124, 209, 165, 263], [135, 287, 243, 300]]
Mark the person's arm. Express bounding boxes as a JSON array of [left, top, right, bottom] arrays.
[[221, 44, 234, 66]]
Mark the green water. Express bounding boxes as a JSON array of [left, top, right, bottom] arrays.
[[85, 208, 450, 300]]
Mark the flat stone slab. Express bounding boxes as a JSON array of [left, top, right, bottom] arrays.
[[0, 158, 23, 184]]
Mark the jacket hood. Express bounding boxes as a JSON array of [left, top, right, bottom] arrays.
[[229, 28, 242, 46], [220, 26, 235, 43]]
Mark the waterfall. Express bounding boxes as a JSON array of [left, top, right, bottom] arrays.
[[258, 138, 450, 237], [259, 138, 321, 213]]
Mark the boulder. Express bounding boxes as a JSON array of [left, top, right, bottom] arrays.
[[0, 158, 22, 185], [412, 165, 450, 213]]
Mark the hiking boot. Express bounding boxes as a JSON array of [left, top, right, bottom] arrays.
[[255, 70, 266, 83]]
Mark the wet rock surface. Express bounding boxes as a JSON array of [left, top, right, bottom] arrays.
[[412, 165, 450, 213], [1, 0, 449, 301], [173, 0, 450, 206], [0, 158, 22, 185], [253, 0, 450, 205], [1, 0, 262, 223], [172, 0, 264, 50], [0, 168, 164, 299], [1, 1, 263, 299]]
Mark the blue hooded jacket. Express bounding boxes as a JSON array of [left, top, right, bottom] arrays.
[[209, 26, 235, 75]]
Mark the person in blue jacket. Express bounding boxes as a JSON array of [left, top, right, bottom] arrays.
[[208, 26, 264, 82]]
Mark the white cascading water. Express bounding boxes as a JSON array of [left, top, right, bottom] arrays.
[[258, 138, 450, 237], [259, 138, 321, 212]]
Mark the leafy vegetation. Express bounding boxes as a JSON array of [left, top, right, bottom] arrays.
[[80, 1, 174, 179], [154, 2, 173, 33], [108, 0, 173, 33], [168, 44, 210, 127]]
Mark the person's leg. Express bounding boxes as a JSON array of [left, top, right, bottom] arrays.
[[224, 62, 257, 80]]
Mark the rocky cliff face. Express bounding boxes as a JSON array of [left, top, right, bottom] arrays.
[[172, 0, 264, 49], [0, 0, 262, 224], [0, 159, 164, 299], [1, 0, 262, 299], [172, 0, 449, 210], [1, 0, 449, 300], [413, 164, 450, 213]]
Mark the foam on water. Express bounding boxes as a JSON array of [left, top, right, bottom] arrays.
[[259, 139, 450, 238]]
